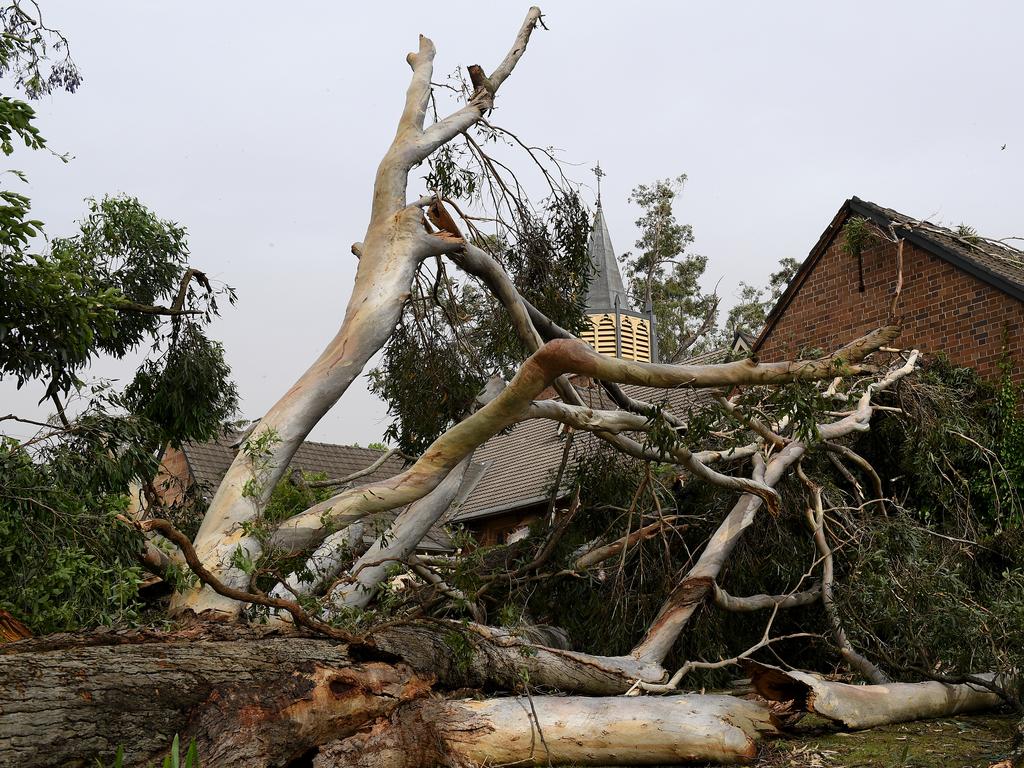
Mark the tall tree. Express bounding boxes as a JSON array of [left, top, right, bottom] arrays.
[[0, 2, 237, 634], [621, 174, 719, 361], [720, 256, 800, 342]]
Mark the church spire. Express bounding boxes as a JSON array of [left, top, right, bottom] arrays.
[[585, 203, 632, 313]]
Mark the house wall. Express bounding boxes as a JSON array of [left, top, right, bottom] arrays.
[[151, 446, 194, 508], [757, 228, 1024, 387]]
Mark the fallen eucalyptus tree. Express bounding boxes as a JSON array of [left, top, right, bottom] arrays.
[[12, 6, 1018, 768]]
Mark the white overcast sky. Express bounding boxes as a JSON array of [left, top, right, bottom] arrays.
[[3, 1, 1022, 444]]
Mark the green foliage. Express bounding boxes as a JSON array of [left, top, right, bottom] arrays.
[[620, 175, 798, 357], [621, 175, 717, 361], [0, 416, 155, 633], [0, 197, 239, 634], [954, 223, 981, 244], [835, 357, 1024, 692], [720, 256, 799, 342], [263, 470, 330, 523], [123, 322, 238, 448], [864, 356, 1022, 531], [0, 8, 240, 635], [0, 2, 81, 98], [370, 315, 487, 455], [97, 734, 199, 768], [424, 140, 478, 201], [2, 195, 236, 403], [443, 627, 476, 672], [162, 735, 199, 768], [841, 216, 878, 260], [836, 518, 1024, 692]]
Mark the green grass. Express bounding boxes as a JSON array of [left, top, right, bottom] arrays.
[[755, 713, 1019, 768]]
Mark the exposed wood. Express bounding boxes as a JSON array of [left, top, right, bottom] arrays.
[[575, 517, 682, 570], [368, 621, 667, 694], [745, 661, 1005, 730]]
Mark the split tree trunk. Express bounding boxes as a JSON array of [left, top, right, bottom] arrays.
[[0, 628, 773, 768], [0, 629, 428, 768]]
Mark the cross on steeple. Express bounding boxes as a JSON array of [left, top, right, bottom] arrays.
[[592, 162, 606, 205]]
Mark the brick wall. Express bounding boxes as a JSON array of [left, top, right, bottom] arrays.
[[757, 220, 1024, 387]]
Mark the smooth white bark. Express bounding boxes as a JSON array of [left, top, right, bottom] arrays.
[[746, 661, 1004, 729], [316, 694, 778, 766], [631, 352, 919, 665], [174, 9, 544, 618], [325, 454, 473, 611]]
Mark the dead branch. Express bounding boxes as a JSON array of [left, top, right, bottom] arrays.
[[574, 517, 683, 570], [797, 462, 889, 684], [712, 582, 822, 613], [306, 448, 414, 489]]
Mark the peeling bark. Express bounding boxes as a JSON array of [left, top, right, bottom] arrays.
[[368, 622, 667, 694], [175, 7, 545, 620]]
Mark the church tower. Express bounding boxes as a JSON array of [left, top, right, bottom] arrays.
[[579, 203, 658, 363]]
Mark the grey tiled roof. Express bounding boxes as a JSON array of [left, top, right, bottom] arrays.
[[851, 197, 1024, 300], [183, 434, 407, 496], [182, 433, 453, 552], [585, 205, 633, 312]]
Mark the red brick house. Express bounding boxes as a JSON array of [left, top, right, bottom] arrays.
[[754, 197, 1024, 386]]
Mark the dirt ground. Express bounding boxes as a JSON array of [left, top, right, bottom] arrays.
[[754, 713, 1019, 767]]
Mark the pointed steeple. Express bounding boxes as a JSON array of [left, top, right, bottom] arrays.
[[585, 203, 632, 313]]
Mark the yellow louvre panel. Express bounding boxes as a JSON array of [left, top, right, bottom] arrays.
[[584, 313, 652, 361], [620, 316, 651, 362], [590, 313, 618, 357], [580, 322, 597, 349]]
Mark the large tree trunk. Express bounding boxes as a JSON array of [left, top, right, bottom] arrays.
[[174, 8, 544, 619], [0, 629, 429, 768], [0, 628, 774, 768]]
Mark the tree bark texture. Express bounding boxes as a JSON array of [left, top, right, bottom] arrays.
[[0, 629, 773, 767], [0, 630, 428, 768], [175, 7, 543, 619], [314, 695, 778, 767]]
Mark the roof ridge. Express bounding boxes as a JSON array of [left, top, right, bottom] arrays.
[[296, 438, 390, 454]]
